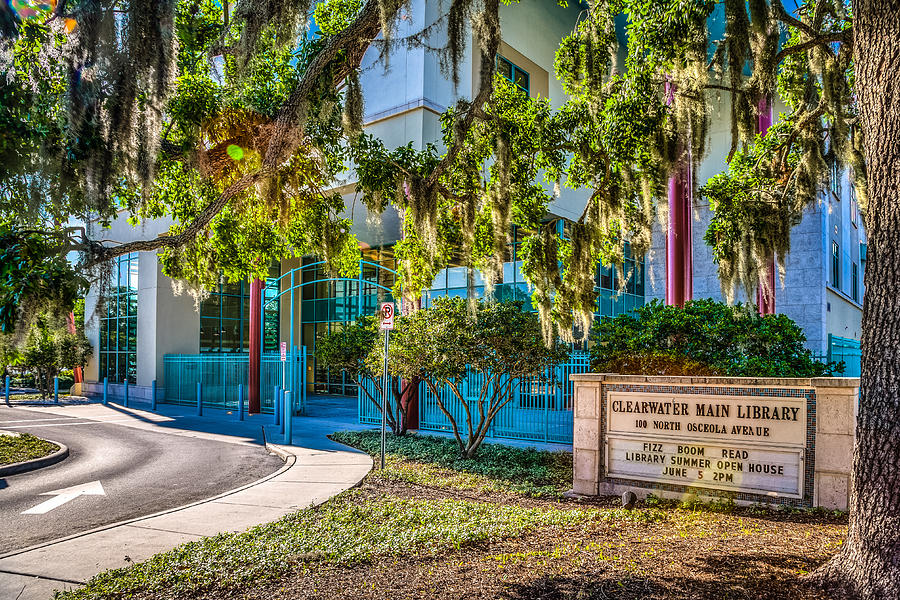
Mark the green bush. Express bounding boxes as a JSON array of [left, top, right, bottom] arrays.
[[590, 299, 841, 377]]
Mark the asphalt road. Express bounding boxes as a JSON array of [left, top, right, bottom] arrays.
[[0, 407, 283, 553]]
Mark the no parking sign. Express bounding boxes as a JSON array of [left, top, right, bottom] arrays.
[[380, 302, 394, 330]]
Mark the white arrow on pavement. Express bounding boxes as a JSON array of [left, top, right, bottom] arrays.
[[22, 481, 106, 515]]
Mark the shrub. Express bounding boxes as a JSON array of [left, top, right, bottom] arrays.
[[590, 299, 841, 377], [315, 316, 414, 435], [386, 298, 568, 458]]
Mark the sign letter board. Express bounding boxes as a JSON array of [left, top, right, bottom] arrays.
[[606, 392, 807, 498]]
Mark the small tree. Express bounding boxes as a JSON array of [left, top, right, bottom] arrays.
[[19, 312, 90, 398], [315, 316, 413, 435], [388, 297, 568, 458], [0, 333, 22, 383]]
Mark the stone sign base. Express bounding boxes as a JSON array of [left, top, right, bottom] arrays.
[[571, 374, 858, 510]]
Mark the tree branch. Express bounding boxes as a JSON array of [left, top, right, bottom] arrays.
[[87, 0, 388, 266], [770, 1, 819, 39], [774, 31, 851, 64], [265, 0, 383, 169], [86, 171, 264, 266]]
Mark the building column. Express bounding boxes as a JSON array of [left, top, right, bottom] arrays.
[[665, 78, 692, 307], [756, 260, 777, 314], [757, 96, 776, 315], [248, 278, 263, 413], [666, 166, 692, 307]]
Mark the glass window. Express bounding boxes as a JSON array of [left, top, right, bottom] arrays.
[[498, 55, 529, 95], [99, 253, 138, 383], [832, 241, 841, 290], [851, 262, 859, 303], [831, 162, 841, 198], [198, 270, 281, 353]]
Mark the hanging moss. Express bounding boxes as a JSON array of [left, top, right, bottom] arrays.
[[342, 70, 364, 137], [232, 0, 311, 69]]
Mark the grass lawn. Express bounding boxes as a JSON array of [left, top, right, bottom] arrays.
[[59, 430, 846, 600], [0, 432, 59, 465]]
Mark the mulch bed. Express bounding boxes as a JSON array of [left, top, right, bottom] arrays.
[[207, 471, 847, 600]]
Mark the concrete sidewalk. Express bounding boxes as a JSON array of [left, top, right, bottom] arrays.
[[0, 400, 373, 600]]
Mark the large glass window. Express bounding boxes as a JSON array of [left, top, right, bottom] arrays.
[[422, 225, 645, 350], [301, 252, 396, 396], [99, 253, 138, 383], [597, 247, 645, 322], [200, 268, 280, 353], [852, 262, 859, 303]]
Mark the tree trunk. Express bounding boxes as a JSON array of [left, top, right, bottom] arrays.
[[814, 4, 900, 598]]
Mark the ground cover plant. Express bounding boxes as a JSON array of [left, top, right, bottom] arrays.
[[0, 432, 58, 465], [590, 299, 841, 377], [331, 429, 572, 497], [59, 431, 848, 600]]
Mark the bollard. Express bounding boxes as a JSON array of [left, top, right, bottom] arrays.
[[197, 382, 203, 416], [124, 379, 129, 407], [4, 375, 9, 404], [284, 390, 292, 445], [273, 386, 281, 426], [103, 377, 108, 406], [54, 376, 59, 404], [238, 384, 244, 421], [151, 380, 157, 411], [279, 387, 285, 435]]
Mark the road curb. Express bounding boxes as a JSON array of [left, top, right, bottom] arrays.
[[264, 442, 293, 461], [0, 441, 69, 477]]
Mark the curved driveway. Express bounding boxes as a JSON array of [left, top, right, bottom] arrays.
[[0, 407, 283, 553]]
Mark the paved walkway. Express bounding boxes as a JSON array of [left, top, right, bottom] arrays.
[[0, 398, 373, 600]]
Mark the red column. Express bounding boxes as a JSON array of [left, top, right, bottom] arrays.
[[756, 260, 776, 315], [248, 278, 263, 413], [399, 296, 420, 429], [666, 167, 692, 307], [757, 96, 776, 315], [66, 312, 83, 384], [665, 78, 692, 307]]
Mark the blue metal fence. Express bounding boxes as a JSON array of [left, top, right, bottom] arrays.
[[828, 334, 862, 377], [359, 353, 590, 444], [162, 348, 308, 414]]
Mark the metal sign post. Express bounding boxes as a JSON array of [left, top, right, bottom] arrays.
[[379, 302, 394, 470], [280, 339, 287, 392]]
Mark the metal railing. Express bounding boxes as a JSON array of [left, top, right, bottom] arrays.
[[162, 348, 308, 414], [828, 334, 862, 377], [358, 353, 591, 444]]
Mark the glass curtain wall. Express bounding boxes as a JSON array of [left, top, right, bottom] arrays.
[[99, 252, 139, 383], [422, 226, 645, 347], [199, 266, 280, 353], [301, 250, 397, 396]]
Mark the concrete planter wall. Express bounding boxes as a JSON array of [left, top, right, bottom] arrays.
[[571, 374, 858, 510]]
